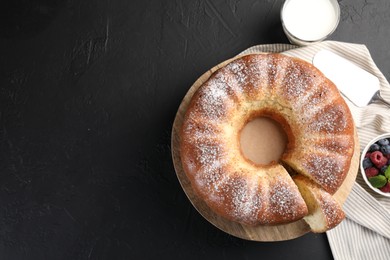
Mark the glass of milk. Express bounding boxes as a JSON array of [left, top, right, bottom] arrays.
[[281, 0, 340, 46]]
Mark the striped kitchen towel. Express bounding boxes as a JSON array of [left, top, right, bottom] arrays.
[[240, 41, 390, 260]]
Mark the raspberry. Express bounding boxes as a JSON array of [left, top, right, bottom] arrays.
[[380, 182, 390, 193], [365, 167, 379, 178], [365, 152, 372, 158], [370, 151, 388, 168]]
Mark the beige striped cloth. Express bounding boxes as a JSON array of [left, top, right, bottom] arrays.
[[240, 41, 390, 260]]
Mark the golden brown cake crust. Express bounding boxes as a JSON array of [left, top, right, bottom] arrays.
[[180, 53, 354, 227]]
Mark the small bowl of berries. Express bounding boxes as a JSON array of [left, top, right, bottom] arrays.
[[361, 133, 390, 197]]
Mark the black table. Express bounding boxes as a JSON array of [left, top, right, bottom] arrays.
[[1, 0, 388, 259]]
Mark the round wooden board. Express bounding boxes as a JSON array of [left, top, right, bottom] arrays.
[[171, 54, 360, 241]]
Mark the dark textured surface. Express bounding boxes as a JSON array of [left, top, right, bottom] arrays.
[[0, 0, 388, 259]]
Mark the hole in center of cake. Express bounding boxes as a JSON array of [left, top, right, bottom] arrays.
[[240, 116, 288, 165]]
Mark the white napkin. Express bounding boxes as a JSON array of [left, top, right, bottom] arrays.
[[240, 41, 390, 260]]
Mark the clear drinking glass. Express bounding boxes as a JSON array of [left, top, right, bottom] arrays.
[[281, 0, 340, 46]]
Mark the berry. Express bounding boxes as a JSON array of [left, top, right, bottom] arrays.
[[378, 138, 390, 146], [370, 151, 388, 168], [380, 182, 390, 193], [365, 152, 372, 158], [363, 158, 373, 169], [365, 167, 379, 178], [381, 165, 388, 174], [380, 145, 390, 155], [370, 143, 380, 152]]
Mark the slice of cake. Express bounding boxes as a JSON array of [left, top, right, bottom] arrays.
[[293, 175, 345, 232]]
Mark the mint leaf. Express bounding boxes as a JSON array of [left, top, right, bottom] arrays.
[[385, 167, 390, 179], [369, 175, 387, 188]]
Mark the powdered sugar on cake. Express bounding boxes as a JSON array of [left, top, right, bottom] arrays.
[[180, 53, 354, 226], [267, 176, 305, 222], [319, 192, 343, 225], [308, 103, 349, 134], [302, 153, 345, 194], [229, 175, 263, 223]]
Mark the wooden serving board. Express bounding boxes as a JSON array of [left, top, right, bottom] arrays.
[[171, 54, 360, 241]]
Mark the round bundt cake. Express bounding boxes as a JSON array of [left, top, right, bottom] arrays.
[[180, 53, 354, 230]]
